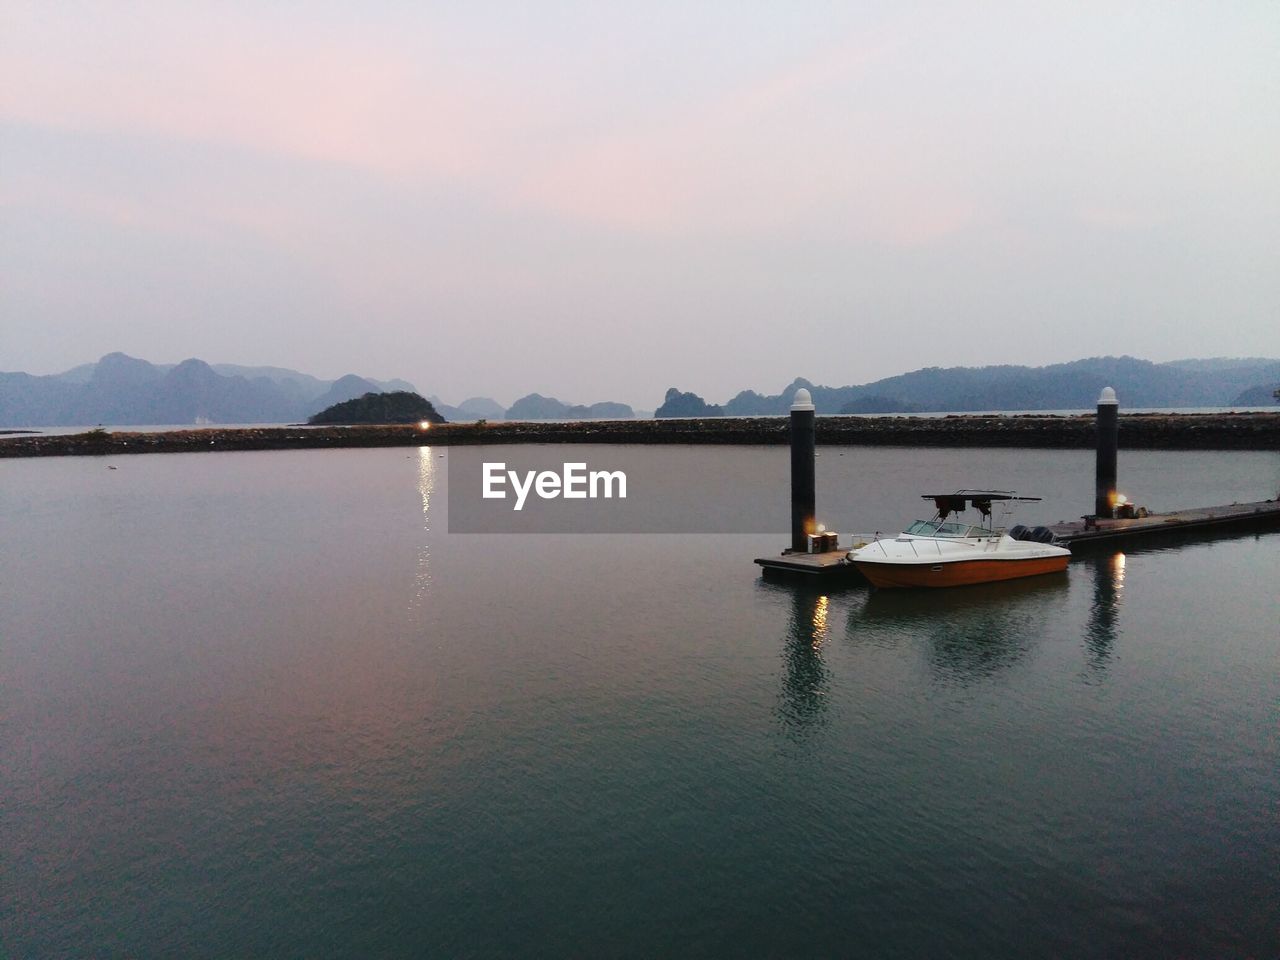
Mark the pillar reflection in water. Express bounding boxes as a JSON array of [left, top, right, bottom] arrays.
[[777, 588, 833, 739], [409, 446, 437, 620], [1085, 551, 1125, 672]]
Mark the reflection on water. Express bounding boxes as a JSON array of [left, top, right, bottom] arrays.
[[810, 594, 831, 649], [4, 448, 1278, 958], [771, 585, 834, 739], [854, 575, 1068, 685], [409, 446, 436, 620], [1084, 552, 1125, 673]]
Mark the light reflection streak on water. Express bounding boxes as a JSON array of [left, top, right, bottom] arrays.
[[777, 589, 833, 740], [811, 595, 830, 650], [1085, 551, 1125, 675], [410, 446, 435, 617]]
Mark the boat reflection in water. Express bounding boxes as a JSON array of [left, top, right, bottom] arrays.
[[852, 575, 1071, 685]]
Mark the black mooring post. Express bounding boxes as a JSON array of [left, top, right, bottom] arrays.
[[790, 389, 816, 552], [1095, 386, 1119, 519]]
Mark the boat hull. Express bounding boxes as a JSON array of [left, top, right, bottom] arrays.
[[853, 553, 1069, 588]]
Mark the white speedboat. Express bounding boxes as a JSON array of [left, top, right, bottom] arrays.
[[847, 490, 1070, 588]]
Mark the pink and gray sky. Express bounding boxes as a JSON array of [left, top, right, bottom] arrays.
[[3, 1, 1278, 407]]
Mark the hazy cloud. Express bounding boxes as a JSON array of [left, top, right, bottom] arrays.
[[3, 1, 1278, 406]]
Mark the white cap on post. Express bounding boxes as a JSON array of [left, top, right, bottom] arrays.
[[1098, 386, 1118, 405], [791, 388, 815, 412]]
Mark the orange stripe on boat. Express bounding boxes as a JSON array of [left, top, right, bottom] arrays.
[[853, 554, 1069, 589]]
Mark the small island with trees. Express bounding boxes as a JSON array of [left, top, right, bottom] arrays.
[[308, 391, 446, 425]]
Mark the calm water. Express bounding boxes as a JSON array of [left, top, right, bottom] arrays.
[[3, 446, 1278, 958]]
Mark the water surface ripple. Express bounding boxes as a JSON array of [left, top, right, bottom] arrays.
[[2, 446, 1277, 958]]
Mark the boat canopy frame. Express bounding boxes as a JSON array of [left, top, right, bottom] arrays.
[[921, 490, 1042, 522]]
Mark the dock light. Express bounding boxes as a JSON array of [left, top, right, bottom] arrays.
[[1112, 491, 1142, 518], [418, 420, 432, 430], [817, 523, 826, 533]]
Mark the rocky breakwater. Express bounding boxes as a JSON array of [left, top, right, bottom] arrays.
[[818, 411, 1280, 449], [0, 425, 432, 458], [2, 412, 1278, 459]]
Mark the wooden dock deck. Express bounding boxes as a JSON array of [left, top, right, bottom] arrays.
[[754, 549, 860, 579], [1049, 499, 1280, 547], [755, 499, 1280, 578]]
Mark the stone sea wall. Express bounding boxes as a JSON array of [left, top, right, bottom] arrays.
[[2, 412, 1279, 459]]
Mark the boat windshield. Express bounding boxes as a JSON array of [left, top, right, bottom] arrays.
[[904, 520, 975, 537]]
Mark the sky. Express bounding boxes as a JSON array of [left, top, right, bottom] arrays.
[[2, 1, 1278, 408]]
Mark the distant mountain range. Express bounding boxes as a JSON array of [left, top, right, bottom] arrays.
[[0, 352, 640, 427], [655, 356, 1280, 417], [505, 393, 634, 420], [6, 353, 1276, 428], [0, 353, 417, 427], [430, 392, 636, 421], [429, 395, 508, 422]]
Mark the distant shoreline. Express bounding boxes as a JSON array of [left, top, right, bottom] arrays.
[[3, 412, 1279, 458]]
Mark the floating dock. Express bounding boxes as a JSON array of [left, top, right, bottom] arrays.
[[754, 549, 859, 579], [754, 498, 1280, 579], [756, 385, 1280, 581], [1050, 499, 1280, 548]]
